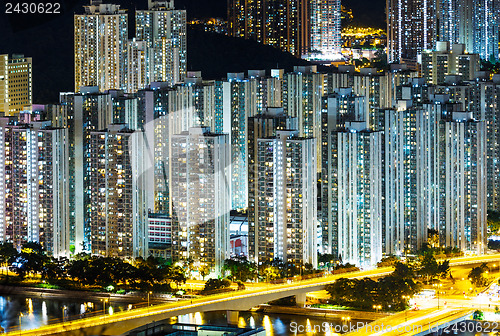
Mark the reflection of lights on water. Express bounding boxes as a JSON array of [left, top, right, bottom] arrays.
[[176, 313, 204, 325], [249, 316, 255, 329], [41, 302, 48, 324], [27, 298, 33, 315], [306, 319, 313, 335], [177, 314, 191, 324], [263, 315, 273, 336], [273, 317, 285, 334], [109, 306, 114, 315], [238, 316, 246, 328], [194, 312, 203, 325]]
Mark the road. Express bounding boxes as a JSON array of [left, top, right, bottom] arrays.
[[346, 307, 472, 336], [7, 253, 500, 336]]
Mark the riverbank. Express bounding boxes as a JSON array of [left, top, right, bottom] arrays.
[[255, 305, 391, 321], [0, 284, 173, 303]]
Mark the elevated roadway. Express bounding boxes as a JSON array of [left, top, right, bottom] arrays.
[[345, 308, 472, 336], [8, 254, 500, 336]]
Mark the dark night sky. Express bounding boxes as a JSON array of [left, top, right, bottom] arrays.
[[0, 0, 385, 103]]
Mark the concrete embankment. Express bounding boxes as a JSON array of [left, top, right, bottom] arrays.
[[255, 305, 391, 321], [0, 285, 171, 303]]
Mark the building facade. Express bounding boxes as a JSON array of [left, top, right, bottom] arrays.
[[440, 112, 487, 253], [320, 89, 366, 254], [437, 0, 499, 60], [0, 54, 32, 116], [88, 125, 148, 258], [387, 0, 436, 63], [309, 0, 342, 60], [74, 3, 128, 92], [384, 101, 424, 255], [170, 127, 230, 275], [0, 119, 69, 257], [250, 131, 317, 267], [136, 0, 187, 86], [331, 121, 383, 267], [227, 0, 310, 57], [283, 66, 324, 171], [421, 42, 480, 84]]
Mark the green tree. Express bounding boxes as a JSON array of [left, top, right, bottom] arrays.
[[473, 310, 484, 320], [199, 264, 210, 280], [133, 257, 166, 288], [481, 60, 500, 74], [326, 278, 378, 309], [377, 256, 399, 268], [68, 256, 134, 286], [182, 257, 195, 276], [488, 210, 500, 234], [392, 262, 414, 279], [259, 262, 282, 282], [223, 256, 257, 281], [325, 263, 420, 311], [418, 254, 449, 283], [317, 253, 340, 269], [41, 258, 65, 280], [202, 278, 231, 293], [0, 242, 18, 275], [167, 265, 187, 288], [469, 263, 490, 287], [15, 242, 49, 278], [371, 49, 388, 70]]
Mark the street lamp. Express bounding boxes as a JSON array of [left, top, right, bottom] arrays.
[[433, 283, 443, 309], [402, 296, 410, 322], [62, 305, 67, 323], [147, 291, 152, 313], [341, 316, 351, 325], [101, 298, 108, 321], [19, 312, 23, 336], [373, 305, 381, 313]]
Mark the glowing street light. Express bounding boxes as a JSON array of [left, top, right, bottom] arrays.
[[433, 283, 443, 309], [148, 291, 153, 313], [341, 316, 351, 324], [101, 298, 108, 321], [19, 312, 23, 336], [402, 296, 411, 322]]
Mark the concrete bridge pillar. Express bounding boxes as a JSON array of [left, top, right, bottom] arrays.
[[227, 310, 239, 325], [295, 293, 307, 307]]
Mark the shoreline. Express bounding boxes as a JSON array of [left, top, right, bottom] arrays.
[[0, 284, 171, 303]]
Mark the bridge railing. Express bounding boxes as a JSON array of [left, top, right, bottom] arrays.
[[269, 267, 360, 284]]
